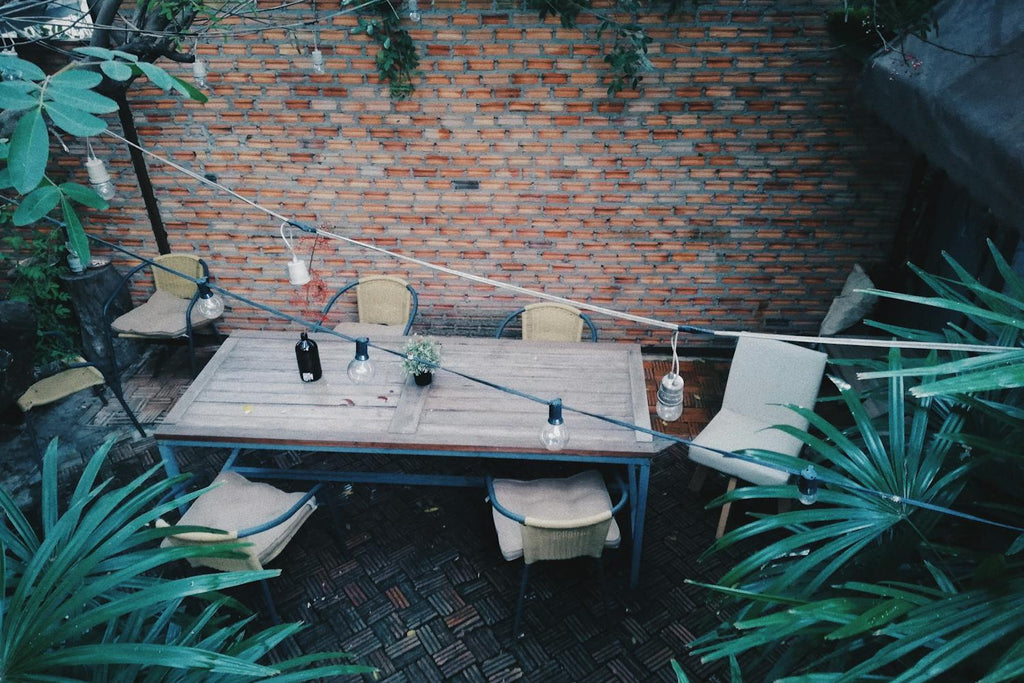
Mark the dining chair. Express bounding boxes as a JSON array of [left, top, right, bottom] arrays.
[[17, 356, 146, 451], [487, 469, 627, 638], [158, 462, 322, 624], [104, 254, 222, 379], [494, 302, 598, 342], [688, 336, 827, 538], [320, 275, 418, 335]]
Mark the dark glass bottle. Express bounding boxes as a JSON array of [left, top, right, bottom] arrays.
[[295, 332, 322, 382]]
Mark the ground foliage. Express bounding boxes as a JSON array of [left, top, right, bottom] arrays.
[[689, 241, 1023, 681], [0, 435, 376, 681]]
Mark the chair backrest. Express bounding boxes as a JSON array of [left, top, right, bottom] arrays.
[[152, 254, 203, 300], [497, 302, 598, 342], [721, 336, 828, 427], [521, 514, 613, 564], [356, 275, 415, 327]]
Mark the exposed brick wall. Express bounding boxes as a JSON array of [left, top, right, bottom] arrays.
[[82, 0, 911, 347]]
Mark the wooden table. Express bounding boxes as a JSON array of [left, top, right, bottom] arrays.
[[156, 330, 663, 588]]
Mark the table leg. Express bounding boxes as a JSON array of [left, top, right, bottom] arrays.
[[628, 462, 650, 590], [157, 442, 187, 512]]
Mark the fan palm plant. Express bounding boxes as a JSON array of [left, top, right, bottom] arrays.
[[688, 241, 1024, 681], [0, 436, 376, 681]]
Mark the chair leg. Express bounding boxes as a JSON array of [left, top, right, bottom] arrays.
[[187, 333, 198, 378], [688, 464, 707, 492], [260, 579, 281, 625], [715, 477, 738, 539], [595, 556, 609, 617], [106, 381, 147, 438], [513, 563, 530, 640]]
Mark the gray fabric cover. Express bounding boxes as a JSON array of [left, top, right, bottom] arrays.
[[490, 470, 621, 562], [820, 264, 876, 336], [112, 290, 210, 337], [688, 337, 827, 486], [161, 471, 316, 571]]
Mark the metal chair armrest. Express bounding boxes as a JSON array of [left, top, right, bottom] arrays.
[[485, 476, 527, 524], [494, 308, 526, 339], [237, 483, 322, 538]]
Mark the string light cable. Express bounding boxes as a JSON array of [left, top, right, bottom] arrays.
[[2, 195, 1019, 535], [98, 127, 1020, 358]]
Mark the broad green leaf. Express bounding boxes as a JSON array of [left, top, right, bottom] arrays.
[[60, 181, 108, 210], [50, 68, 103, 90], [0, 81, 39, 110], [0, 167, 11, 189], [0, 54, 45, 80], [136, 61, 175, 91], [171, 75, 209, 103], [100, 60, 134, 81], [12, 185, 60, 225], [46, 83, 119, 113], [44, 100, 108, 136], [9, 107, 48, 193], [60, 196, 90, 264], [74, 46, 139, 63], [827, 599, 915, 639]]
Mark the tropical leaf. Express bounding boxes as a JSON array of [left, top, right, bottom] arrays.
[[59, 181, 109, 210], [49, 69, 103, 90], [45, 83, 119, 113], [9, 107, 49, 193], [0, 53, 45, 80], [170, 75, 209, 103], [0, 81, 39, 110], [44, 100, 108, 137], [0, 436, 373, 680], [12, 185, 60, 225], [100, 60, 134, 81]]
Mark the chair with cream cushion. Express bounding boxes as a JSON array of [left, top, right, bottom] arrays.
[[320, 275, 418, 337], [104, 254, 222, 378], [159, 469, 320, 623], [495, 302, 598, 342], [688, 336, 827, 538], [487, 469, 626, 637]]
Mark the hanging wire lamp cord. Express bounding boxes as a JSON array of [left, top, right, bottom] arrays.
[[3, 195, 1020, 535]]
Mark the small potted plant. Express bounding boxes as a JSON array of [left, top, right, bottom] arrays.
[[402, 336, 441, 386]]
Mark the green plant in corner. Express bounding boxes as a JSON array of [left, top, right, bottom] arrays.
[[688, 241, 1024, 681], [0, 214, 78, 364], [0, 435, 377, 681], [352, 3, 421, 99]]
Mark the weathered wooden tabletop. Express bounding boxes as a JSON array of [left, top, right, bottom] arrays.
[[157, 330, 657, 457]]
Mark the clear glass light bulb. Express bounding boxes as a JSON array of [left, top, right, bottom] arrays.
[[310, 49, 325, 74], [407, 0, 421, 22], [192, 58, 208, 88], [347, 338, 374, 384], [539, 400, 569, 451], [1, 48, 21, 81], [656, 372, 684, 422], [196, 291, 225, 319], [798, 465, 819, 505], [85, 157, 116, 201]]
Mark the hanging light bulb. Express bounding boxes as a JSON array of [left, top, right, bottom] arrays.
[[407, 0, 421, 22], [540, 399, 570, 451], [656, 329, 685, 422], [310, 48, 325, 74], [347, 337, 375, 384], [196, 282, 225, 319], [798, 465, 819, 505], [84, 138, 116, 201], [280, 222, 311, 285], [191, 57, 208, 88]]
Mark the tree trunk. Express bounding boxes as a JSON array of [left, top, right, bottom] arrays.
[[59, 262, 140, 378]]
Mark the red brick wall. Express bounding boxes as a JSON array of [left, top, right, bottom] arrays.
[[87, 0, 911, 347]]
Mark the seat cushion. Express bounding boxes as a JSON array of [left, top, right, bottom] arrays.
[[688, 409, 801, 485], [111, 290, 211, 338], [161, 471, 316, 571], [490, 470, 621, 562], [17, 363, 104, 411], [332, 321, 408, 339]]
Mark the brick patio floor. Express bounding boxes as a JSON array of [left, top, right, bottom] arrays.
[[7, 341, 781, 682]]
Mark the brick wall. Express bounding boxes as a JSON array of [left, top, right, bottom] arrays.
[[85, 0, 911, 347]]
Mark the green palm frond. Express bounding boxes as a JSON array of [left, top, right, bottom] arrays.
[[0, 436, 376, 681]]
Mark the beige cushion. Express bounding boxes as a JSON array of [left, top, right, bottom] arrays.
[[111, 290, 212, 338], [689, 409, 798, 486], [490, 470, 620, 562], [161, 471, 316, 572], [17, 362, 104, 411], [820, 264, 876, 336]]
